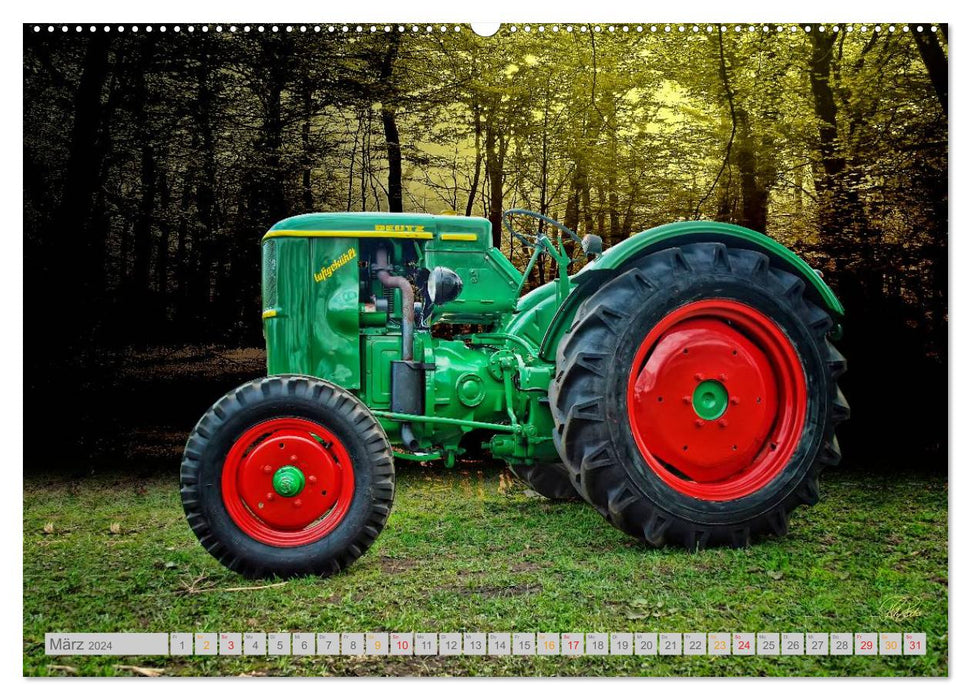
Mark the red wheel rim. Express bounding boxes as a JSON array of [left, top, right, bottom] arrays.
[[626, 299, 807, 501], [221, 417, 355, 547]]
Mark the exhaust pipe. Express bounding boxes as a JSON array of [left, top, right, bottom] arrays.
[[399, 420, 419, 451], [374, 248, 420, 450], [374, 248, 414, 361]]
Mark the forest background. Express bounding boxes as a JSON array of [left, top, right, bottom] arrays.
[[22, 23, 948, 469]]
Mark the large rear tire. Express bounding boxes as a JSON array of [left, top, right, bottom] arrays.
[[550, 243, 848, 548], [181, 375, 394, 578]]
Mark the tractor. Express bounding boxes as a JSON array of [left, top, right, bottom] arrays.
[[181, 209, 848, 578]]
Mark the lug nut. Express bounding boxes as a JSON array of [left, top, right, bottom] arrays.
[[719, 373, 727, 382], [308, 475, 318, 485], [695, 419, 704, 428], [718, 419, 728, 429], [293, 499, 303, 508], [290, 455, 299, 462], [263, 465, 272, 474], [266, 492, 275, 502], [694, 373, 704, 382], [730, 396, 740, 405], [682, 396, 691, 405]]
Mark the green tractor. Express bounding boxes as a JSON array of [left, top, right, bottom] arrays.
[[181, 209, 848, 577]]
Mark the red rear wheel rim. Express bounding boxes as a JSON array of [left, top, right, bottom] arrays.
[[221, 417, 355, 547], [626, 299, 807, 501]]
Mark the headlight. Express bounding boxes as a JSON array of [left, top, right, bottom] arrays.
[[426, 266, 463, 305]]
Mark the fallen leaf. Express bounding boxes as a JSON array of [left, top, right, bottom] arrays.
[[768, 571, 784, 580], [164, 561, 177, 569], [42, 522, 55, 535], [114, 665, 165, 677], [109, 522, 122, 535], [47, 664, 78, 675], [175, 573, 210, 595]]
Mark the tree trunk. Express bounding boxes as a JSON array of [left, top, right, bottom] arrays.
[[595, 186, 607, 238], [301, 78, 315, 211], [232, 37, 289, 341], [380, 34, 403, 212], [156, 167, 171, 300], [194, 43, 219, 317], [54, 34, 111, 300], [620, 180, 639, 236], [485, 110, 504, 247], [606, 102, 621, 244], [564, 171, 580, 233], [175, 176, 192, 329], [910, 25, 947, 115], [261, 42, 288, 223], [127, 38, 160, 308], [382, 107, 403, 212], [736, 108, 768, 232], [132, 141, 157, 295], [809, 31, 851, 246], [465, 102, 483, 217], [580, 175, 593, 235]]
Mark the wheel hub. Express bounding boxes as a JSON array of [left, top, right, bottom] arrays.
[[692, 379, 728, 420], [626, 299, 807, 501], [272, 465, 306, 498], [221, 417, 355, 546], [631, 317, 777, 481]]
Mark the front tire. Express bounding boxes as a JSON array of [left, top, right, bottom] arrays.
[[550, 243, 848, 548], [181, 375, 394, 578]]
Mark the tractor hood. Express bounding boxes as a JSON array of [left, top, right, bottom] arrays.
[[264, 212, 491, 244]]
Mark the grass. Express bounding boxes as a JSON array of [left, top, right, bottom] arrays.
[[24, 461, 947, 677]]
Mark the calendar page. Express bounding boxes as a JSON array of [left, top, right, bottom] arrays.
[[22, 10, 948, 681]]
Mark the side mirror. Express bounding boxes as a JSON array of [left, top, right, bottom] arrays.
[[427, 266, 463, 305], [581, 234, 603, 256]]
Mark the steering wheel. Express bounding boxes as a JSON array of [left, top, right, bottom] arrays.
[[501, 209, 583, 250]]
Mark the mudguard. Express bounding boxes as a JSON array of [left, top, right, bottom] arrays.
[[537, 220, 843, 362]]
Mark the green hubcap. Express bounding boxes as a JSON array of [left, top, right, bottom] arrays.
[[692, 379, 729, 421], [272, 465, 306, 498]]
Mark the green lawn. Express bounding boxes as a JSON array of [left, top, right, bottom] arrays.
[[23, 462, 947, 677]]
